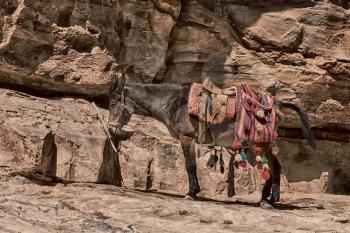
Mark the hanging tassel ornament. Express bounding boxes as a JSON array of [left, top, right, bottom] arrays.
[[256, 162, 263, 170], [208, 149, 218, 170], [234, 150, 242, 169], [255, 109, 265, 119], [219, 153, 225, 174], [261, 156, 270, 180], [254, 146, 263, 170], [254, 147, 270, 179], [240, 150, 248, 168], [240, 150, 248, 161], [254, 146, 263, 154], [235, 151, 242, 162], [262, 158, 271, 180], [233, 141, 243, 150], [262, 163, 270, 170], [255, 155, 262, 163], [262, 169, 271, 180], [240, 160, 248, 168], [254, 146, 263, 163], [261, 156, 269, 164]]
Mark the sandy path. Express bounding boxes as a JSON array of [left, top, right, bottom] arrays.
[[0, 176, 349, 233]]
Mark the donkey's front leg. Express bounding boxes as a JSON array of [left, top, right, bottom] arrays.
[[180, 135, 200, 199]]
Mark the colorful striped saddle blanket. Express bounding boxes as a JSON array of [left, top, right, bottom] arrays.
[[234, 84, 278, 146]]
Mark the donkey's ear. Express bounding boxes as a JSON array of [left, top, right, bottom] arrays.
[[109, 75, 118, 96], [120, 73, 126, 90], [122, 89, 129, 104], [114, 73, 126, 94]]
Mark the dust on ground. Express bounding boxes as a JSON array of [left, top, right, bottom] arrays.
[[0, 175, 349, 233]]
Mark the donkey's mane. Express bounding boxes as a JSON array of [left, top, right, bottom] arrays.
[[126, 80, 188, 90], [125, 80, 191, 103]]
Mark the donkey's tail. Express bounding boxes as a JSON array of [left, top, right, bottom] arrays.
[[277, 101, 317, 149]]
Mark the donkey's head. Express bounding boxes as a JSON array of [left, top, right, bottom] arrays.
[[108, 73, 133, 138]]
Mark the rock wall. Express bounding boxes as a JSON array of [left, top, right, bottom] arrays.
[[0, 88, 275, 199], [0, 0, 349, 196]]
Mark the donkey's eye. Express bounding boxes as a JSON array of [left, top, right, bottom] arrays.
[[112, 96, 122, 102]]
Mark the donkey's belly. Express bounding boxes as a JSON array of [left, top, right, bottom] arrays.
[[209, 120, 235, 147]]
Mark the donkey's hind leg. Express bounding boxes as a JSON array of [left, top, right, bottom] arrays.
[[260, 155, 281, 208], [180, 135, 200, 199], [268, 155, 281, 203]]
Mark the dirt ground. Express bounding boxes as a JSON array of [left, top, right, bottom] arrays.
[[0, 175, 349, 233]]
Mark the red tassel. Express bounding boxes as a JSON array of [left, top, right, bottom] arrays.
[[256, 163, 263, 170], [240, 161, 247, 168], [254, 146, 263, 154], [233, 141, 243, 150], [262, 170, 270, 180]]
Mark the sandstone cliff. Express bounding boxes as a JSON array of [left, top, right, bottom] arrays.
[[0, 0, 349, 197]]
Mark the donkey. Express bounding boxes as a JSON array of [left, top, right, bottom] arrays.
[[107, 74, 316, 207]]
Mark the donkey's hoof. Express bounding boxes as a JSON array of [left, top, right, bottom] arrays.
[[184, 194, 197, 200], [260, 201, 274, 210]]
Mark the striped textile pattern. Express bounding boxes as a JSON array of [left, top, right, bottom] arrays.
[[234, 84, 277, 147]]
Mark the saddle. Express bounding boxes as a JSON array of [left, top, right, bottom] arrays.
[[188, 80, 236, 144], [202, 79, 236, 96], [188, 80, 279, 183], [188, 80, 278, 146], [188, 80, 236, 123]]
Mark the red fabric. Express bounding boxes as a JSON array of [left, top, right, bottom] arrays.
[[189, 83, 279, 151], [240, 161, 248, 168], [226, 98, 236, 120], [254, 146, 263, 154], [234, 84, 278, 146], [262, 170, 271, 180], [233, 141, 243, 149]]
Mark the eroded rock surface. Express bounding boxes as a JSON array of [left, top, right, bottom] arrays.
[[1, 0, 349, 130], [0, 88, 341, 198], [0, 0, 178, 93], [0, 88, 279, 198], [0, 0, 349, 204]]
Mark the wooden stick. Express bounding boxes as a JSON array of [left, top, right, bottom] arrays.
[[92, 102, 118, 153]]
